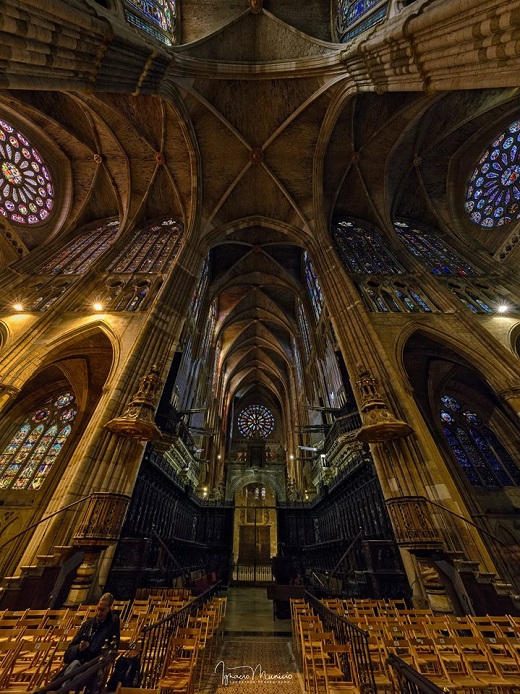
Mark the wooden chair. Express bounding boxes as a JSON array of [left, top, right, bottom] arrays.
[[159, 637, 198, 694]]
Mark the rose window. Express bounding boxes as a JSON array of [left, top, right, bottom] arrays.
[[465, 120, 520, 228], [0, 118, 54, 225], [237, 405, 275, 438]]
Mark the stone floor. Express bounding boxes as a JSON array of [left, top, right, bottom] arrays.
[[198, 586, 303, 693], [224, 586, 292, 636]]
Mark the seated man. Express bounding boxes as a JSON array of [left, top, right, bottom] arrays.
[[63, 593, 120, 677]]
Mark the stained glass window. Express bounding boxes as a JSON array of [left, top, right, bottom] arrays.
[[297, 299, 312, 359], [359, 280, 434, 313], [394, 220, 477, 275], [237, 405, 275, 439], [439, 393, 520, 487], [293, 336, 304, 391], [38, 220, 119, 274], [334, 0, 387, 42], [107, 218, 182, 273], [0, 392, 76, 490], [0, 118, 54, 225], [332, 220, 405, 274], [465, 120, 520, 228], [445, 280, 517, 314], [191, 258, 209, 322], [303, 251, 324, 321], [125, 0, 176, 46]]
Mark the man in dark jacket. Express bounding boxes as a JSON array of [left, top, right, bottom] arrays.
[[64, 593, 120, 668]]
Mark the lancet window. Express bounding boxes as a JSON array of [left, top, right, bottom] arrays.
[[191, 259, 209, 322], [0, 392, 76, 490], [297, 299, 312, 359], [393, 220, 477, 275], [443, 280, 517, 314], [107, 219, 182, 274], [38, 220, 119, 275], [440, 394, 520, 487], [303, 251, 324, 321], [332, 220, 405, 275], [357, 279, 434, 313]]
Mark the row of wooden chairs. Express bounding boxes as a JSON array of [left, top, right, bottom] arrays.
[[291, 598, 360, 694], [158, 595, 227, 694], [322, 599, 520, 692]]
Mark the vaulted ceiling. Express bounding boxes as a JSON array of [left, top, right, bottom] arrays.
[[2, 1, 519, 432]]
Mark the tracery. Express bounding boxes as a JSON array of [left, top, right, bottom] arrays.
[[0, 118, 54, 225], [0, 392, 76, 490], [303, 251, 324, 321], [124, 0, 176, 46], [393, 220, 477, 275], [38, 220, 119, 274], [440, 394, 520, 487], [107, 219, 182, 273], [465, 119, 520, 228], [237, 405, 275, 439]]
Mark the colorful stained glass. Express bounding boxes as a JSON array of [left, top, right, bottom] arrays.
[[60, 409, 77, 423], [394, 220, 477, 275], [446, 281, 517, 314], [441, 395, 461, 411], [39, 220, 119, 275], [237, 404, 275, 439], [124, 0, 175, 45], [297, 299, 312, 359], [0, 118, 54, 225], [303, 252, 324, 321], [335, 0, 387, 41], [107, 218, 182, 274], [0, 392, 76, 490], [55, 393, 73, 408], [440, 393, 519, 486], [332, 220, 405, 275], [465, 120, 520, 228], [33, 408, 50, 423]]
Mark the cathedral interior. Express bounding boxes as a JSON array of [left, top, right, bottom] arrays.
[[0, 0, 520, 617]]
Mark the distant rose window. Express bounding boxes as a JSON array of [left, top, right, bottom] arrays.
[[0, 118, 54, 225], [237, 405, 275, 439], [465, 120, 520, 228]]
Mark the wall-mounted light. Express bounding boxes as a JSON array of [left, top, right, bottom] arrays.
[[12, 303, 24, 312], [92, 302, 104, 311], [496, 304, 509, 313]]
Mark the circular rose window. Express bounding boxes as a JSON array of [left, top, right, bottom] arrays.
[[237, 404, 275, 438], [465, 120, 520, 228], [0, 118, 54, 225]]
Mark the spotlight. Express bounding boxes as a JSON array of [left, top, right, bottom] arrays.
[[496, 304, 509, 313], [12, 303, 24, 312], [92, 302, 104, 311]]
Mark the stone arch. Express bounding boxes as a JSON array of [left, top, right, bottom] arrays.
[[227, 469, 286, 501]]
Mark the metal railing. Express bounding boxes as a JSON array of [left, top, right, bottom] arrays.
[[387, 654, 447, 694], [137, 581, 221, 687], [304, 591, 376, 694], [34, 648, 117, 694], [233, 564, 272, 583]]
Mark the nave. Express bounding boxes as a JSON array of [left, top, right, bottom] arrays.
[[3, 585, 520, 694]]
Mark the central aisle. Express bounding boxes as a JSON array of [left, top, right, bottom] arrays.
[[199, 586, 303, 693]]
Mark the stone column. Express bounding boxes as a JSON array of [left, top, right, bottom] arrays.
[[14, 244, 205, 592], [309, 242, 499, 607]]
